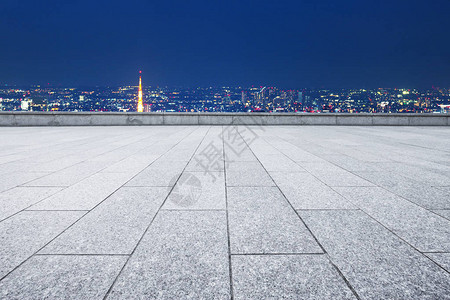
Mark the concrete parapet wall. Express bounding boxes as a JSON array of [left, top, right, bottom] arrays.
[[0, 112, 448, 126]]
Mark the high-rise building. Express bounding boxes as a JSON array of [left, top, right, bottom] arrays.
[[21, 100, 30, 110], [137, 71, 143, 112], [241, 91, 246, 104]]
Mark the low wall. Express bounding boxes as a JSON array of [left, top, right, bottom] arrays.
[[0, 112, 449, 126]]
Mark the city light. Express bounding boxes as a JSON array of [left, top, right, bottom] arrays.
[[0, 85, 448, 114]]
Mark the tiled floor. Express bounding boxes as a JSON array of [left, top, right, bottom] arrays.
[[0, 125, 450, 299]]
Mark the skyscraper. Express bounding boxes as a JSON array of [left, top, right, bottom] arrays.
[[137, 71, 143, 112], [241, 91, 246, 104]]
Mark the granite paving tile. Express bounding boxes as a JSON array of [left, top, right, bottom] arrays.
[[187, 137, 224, 172], [226, 161, 266, 172], [355, 172, 450, 209], [274, 147, 324, 162], [232, 255, 356, 300], [301, 210, 450, 299], [354, 171, 415, 187], [228, 187, 322, 254], [298, 161, 350, 173], [28, 173, 133, 210], [23, 161, 109, 186], [320, 155, 392, 172], [436, 186, 450, 193], [271, 172, 354, 209], [223, 147, 257, 162], [163, 171, 226, 210], [426, 253, 450, 273], [12, 157, 86, 173], [126, 160, 187, 187], [40, 187, 168, 254], [0, 255, 127, 300], [395, 166, 450, 186], [186, 156, 225, 172], [225, 162, 275, 186], [0, 211, 85, 279], [100, 154, 159, 174], [0, 154, 26, 165], [311, 170, 374, 187], [158, 147, 198, 162], [107, 211, 230, 299], [255, 154, 304, 172], [335, 186, 450, 252], [0, 172, 49, 193], [433, 209, 450, 220], [390, 185, 450, 209], [0, 187, 63, 221]]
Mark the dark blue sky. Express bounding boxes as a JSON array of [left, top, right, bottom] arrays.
[[1, 0, 449, 88]]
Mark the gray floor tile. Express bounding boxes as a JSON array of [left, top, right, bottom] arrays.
[[0, 172, 49, 193], [126, 160, 186, 187], [186, 156, 225, 172], [108, 211, 230, 299], [101, 154, 160, 174], [436, 186, 450, 193], [40, 187, 168, 254], [310, 170, 374, 187], [28, 173, 133, 210], [301, 210, 450, 299], [0, 211, 84, 278], [390, 185, 450, 209], [164, 171, 226, 210], [335, 187, 450, 252], [0, 255, 127, 300], [228, 187, 322, 254], [223, 143, 257, 161], [426, 253, 450, 273], [397, 167, 450, 186], [256, 155, 304, 172], [271, 172, 354, 209], [0, 187, 62, 221], [226, 161, 266, 172], [276, 147, 324, 162], [433, 209, 450, 220], [23, 161, 109, 187], [226, 167, 275, 187], [232, 255, 356, 300], [298, 162, 345, 173], [354, 172, 450, 209], [354, 171, 412, 187], [320, 155, 387, 172]]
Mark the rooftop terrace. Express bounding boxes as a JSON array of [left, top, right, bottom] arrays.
[[0, 125, 450, 299]]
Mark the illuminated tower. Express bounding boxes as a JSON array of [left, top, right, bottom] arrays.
[[137, 71, 143, 112]]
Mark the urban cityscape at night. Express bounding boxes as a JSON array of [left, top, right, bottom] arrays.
[[1, 83, 450, 113]]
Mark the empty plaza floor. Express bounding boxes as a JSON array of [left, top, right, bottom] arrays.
[[0, 125, 450, 299]]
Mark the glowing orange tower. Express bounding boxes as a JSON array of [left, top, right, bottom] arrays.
[[137, 70, 143, 112]]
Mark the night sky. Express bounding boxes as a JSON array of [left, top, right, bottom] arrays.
[[1, 0, 449, 88]]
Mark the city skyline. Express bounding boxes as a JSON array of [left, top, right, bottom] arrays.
[[2, 82, 449, 114]]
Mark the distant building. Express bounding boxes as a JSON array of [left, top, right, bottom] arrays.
[[21, 100, 30, 111], [29, 95, 47, 111], [241, 91, 246, 104]]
